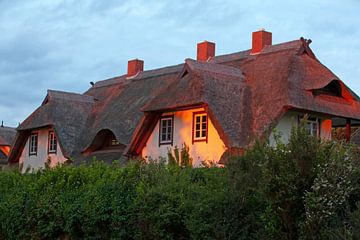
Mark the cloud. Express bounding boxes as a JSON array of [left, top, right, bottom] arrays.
[[0, 0, 359, 127]]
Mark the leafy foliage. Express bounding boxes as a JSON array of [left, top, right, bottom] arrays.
[[0, 126, 360, 239]]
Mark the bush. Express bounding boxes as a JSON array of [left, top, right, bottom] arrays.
[[0, 125, 360, 239]]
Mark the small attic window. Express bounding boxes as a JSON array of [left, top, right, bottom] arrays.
[[313, 80, 342, 98], [84, 129, 124, 154]]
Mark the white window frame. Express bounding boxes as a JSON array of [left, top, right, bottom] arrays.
[[193, 112, 208, 143], [48, 131, 57, 154], [29, 133, 38, 156], [159, 116, 173, 145], [304, 118, 319, 137]]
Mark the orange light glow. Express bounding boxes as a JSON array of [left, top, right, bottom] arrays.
[[142, 108, 227, 167], [0, 145, 11, 156], [320, 119, 332, 141]]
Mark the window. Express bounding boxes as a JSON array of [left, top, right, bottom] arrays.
[[48, 131, 57, 154], [111, 138, 120, 146], [303, 117, 319, 137], [193, 112, 208, 143], [29, 133, 38, 156], [159, 116, 174, 145]]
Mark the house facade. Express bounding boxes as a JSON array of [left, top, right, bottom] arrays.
[[8, 29, 360, 171]]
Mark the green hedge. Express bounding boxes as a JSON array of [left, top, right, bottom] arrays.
[[1, 126, 360, 239]]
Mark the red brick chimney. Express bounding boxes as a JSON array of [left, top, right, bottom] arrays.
[[197, 41, 215, 61], [127, 59, 144, 77], [251, 29, 272, 54]]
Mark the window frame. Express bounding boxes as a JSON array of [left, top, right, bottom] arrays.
[[158, 115, 174, 146], [48, 131, 57, 154], [299, 115, 321, 137], [28, 133, 38, 156], [192, 111, 208, 144]]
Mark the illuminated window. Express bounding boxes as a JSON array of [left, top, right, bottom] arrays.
[[106, 133, 119, 147], [193, 112, 208, 142], [111, 138, 119, 146], [29, 133, 38, 156], [159, 116, 173, 145], [48, 131, 57, 154]]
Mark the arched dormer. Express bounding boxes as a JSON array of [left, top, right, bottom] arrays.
[[83, 129, 125, 154], [312, 80, 354, 102]]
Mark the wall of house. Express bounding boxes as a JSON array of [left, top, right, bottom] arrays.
[[269, 111, 332, 146], [142, 108, 227, 167], [19, 127, 67, 173]]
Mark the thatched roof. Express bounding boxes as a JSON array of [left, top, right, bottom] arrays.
[[0, 125, 16, 163], [9, 90, 94, 163], [128, 39, 360, 155], [0, 126, 16, 146], [8, 37, 360, 164]]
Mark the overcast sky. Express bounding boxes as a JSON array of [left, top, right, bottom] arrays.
[[0, 0, 359, 127]]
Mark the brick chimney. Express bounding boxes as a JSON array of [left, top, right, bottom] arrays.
[[127, 59, 144, 77], [251, 29, 272, 54], [197, 41, 215, 61]]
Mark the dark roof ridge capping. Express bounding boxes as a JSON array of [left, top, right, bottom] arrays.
[[184, 58, 245, 79], [89, 64, 184, 90], [45, 89, 95, 104]]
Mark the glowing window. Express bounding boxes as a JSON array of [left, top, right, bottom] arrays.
[[193, 112, 207, 142], [29, 133, 38, 156], [48, 131, 57, 154], [159, 116, 173, 145]]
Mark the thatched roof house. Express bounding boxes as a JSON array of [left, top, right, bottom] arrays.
[[8, 29, 360, 170]]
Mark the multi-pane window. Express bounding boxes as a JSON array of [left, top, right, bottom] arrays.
[[48, 131, 57, 153], [304, 118, 319, 137], [159, 116, 173, 145], [193, 112, 207, 142], [29, 133, 38, 155]]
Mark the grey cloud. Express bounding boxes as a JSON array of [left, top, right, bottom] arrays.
[[0, 0, 359, 127]]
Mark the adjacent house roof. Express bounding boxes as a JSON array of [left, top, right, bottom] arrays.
[[0, 125, 16, 163], [0, 125, 16, 147], [8, 37, 360, 164]]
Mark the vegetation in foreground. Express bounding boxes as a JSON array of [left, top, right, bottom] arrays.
[[1, 126, 360, 239]]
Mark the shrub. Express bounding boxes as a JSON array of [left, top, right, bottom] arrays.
[[1, 125, 360, 239]]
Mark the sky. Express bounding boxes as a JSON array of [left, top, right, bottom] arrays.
[[0, 0, 359, 127]]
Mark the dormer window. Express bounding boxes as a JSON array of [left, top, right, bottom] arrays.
[[193, 112, 208, 143], [106, 133, 119, 147], [313, 81, 342, 98]]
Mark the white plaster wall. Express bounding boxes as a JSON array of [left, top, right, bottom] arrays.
[[269, 111, 332, 145], [142, 108, 227, 167], [269, 112, 299, 146], [19, 127, 67, 173]]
